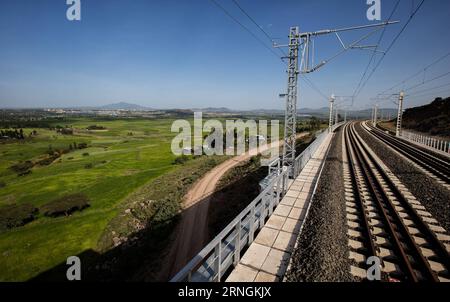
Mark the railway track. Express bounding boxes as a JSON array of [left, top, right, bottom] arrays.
[[342, 122, 450, 282], [365, 123, 450, 189]]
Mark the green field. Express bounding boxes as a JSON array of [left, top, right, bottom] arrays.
[[0, 118, 180, 281], [0, 115, 326, 281]]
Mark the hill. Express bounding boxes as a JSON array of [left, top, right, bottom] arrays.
[[99, 102, 149, 110], [402, 97, 450, 137]]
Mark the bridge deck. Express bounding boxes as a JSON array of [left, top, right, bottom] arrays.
[[226, 133, 334, 282]]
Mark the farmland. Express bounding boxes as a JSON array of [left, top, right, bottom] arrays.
[[0, 117, 185, 281]]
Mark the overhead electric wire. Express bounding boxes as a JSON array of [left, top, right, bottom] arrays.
[[376, 51, 450, 96], [210, 0, 330, 102], [300, 75, 329, 101], [405, 81, 450, 96], [232, 0, 288, 59], [404, 70, 450, 91], [354, 0, 426, 98], [352, 0, 401, 99], [407, 87, 450, 99], [209, 0, 283, 61]]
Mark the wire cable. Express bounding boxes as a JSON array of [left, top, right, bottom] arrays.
[[352, 0, 401, 99], [376, 51, 450, 96], [209, 0, 283, 61], [354, 0, 426, 98], [231, 0, 288, 57]]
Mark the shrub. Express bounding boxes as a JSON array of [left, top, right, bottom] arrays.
[[36, 154, 60, 166], [173, 155, 189, 165], [87, 125, 106, 130], [0, 203, 39, 230], [0, 181, 5, 188], [41, 194, 90, 218], [59, 128, 74, 135], [18, 170, 32, 176], [10, 161, 34, 174], [85, 163, 93, 169], [78, 143, 88, 149], [82, 152, 89, 157]]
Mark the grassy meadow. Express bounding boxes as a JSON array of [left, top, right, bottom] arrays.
[[0, 118, 180, 281], [0, 115, 325, 281]]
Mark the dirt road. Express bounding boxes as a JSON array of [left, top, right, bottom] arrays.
[[163, 133, 308, 280]]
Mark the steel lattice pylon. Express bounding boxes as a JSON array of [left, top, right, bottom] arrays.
[[396, 91, 404, 137], [278, 21, 398, 174], [282, 27, 299, 174]]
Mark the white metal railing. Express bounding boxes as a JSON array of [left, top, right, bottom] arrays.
[[170, 167, 289, 282], [292, 121, 344, 178], [400, 129, 450, 155], [170, 122, 344, 282]]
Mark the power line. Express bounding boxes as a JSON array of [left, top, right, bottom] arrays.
[[209, 0, 283, 61], [406, 81, 450, 95], [404, 70, 450, 91], [354, 0, 426, 98], [352, 0, 401, 99], [407, 87, 450, 99], [376, 51, 450, 96], [300, 75, 329, 101], [231, 0, 287, 57], [210, 0, 330, 103]]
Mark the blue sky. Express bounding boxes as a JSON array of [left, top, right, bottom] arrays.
[[0, 0, 449, 110]]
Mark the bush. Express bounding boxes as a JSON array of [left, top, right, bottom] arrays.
[[41, 194, 90, 218], [87, 125, 106, 130], [36, 154, 60, 166], [0, 181, 6, 188], [173, 155, 189, 165], [78, 143, 88, 149], [18, 170, 32, 176], [10, 161, 34, 175], [0, 203, 39, 230], [82, 152, 89, 157], [59, 128, 74, 135], [85, 163, 93, 169]]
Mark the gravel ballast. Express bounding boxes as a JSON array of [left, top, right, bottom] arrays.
[[285, 126, 355, 282], [356, 123, 450, 231]]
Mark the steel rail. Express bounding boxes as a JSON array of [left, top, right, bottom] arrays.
[[343, 123, 380, 263], [347, 122, 441, 281], [368, 125, 450, 183]]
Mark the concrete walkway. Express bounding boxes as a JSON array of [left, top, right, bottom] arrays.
[[226, 133, 333, 282]]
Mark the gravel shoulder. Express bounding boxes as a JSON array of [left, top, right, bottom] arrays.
[[356, 123, 450, 231], [285, 127, 355, 282]]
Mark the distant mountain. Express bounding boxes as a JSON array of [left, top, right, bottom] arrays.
[[99, 102, 149, 110], [197, 107, 233, 113]]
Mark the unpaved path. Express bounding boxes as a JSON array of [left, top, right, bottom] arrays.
[[163, 133, 308, 280]]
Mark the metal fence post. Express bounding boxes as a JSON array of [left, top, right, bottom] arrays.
[[249, 207, 255, 244], [214, 242, 221, 282], [234, 221, 241, 266]]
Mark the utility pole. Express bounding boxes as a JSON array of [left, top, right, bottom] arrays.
[[329, 94, 335, 132], [373, 104, 378, 127], [396, 91, 404, 137], [344, 110, 347, 123], [277, 21, 398, 173], [335, 106, 339, 125], [281, 27, 299, 173]]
